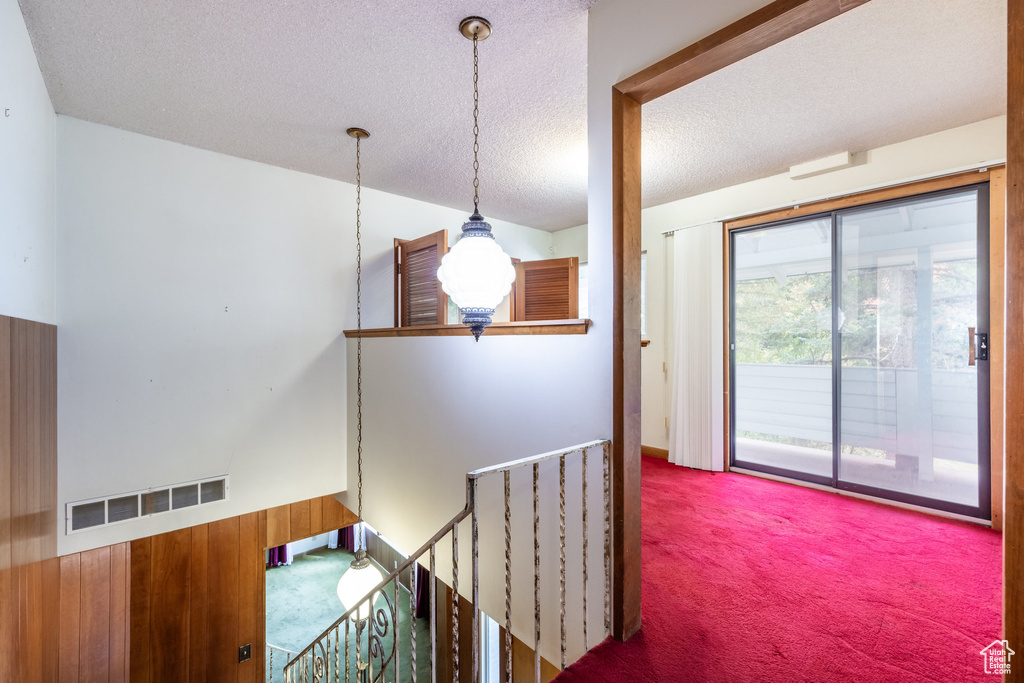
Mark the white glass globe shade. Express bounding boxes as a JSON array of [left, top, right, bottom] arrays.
[[437, 236, 516, 311], [336, 558, 384, 622]]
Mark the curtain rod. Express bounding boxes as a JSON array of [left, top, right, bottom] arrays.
[[660, 159, 1005, 236]]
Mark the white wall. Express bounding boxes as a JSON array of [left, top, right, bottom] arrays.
[[551, 223, 589, 261], [341, 88, 611, 670], [641, 116, 1006, 452], [56, 117, 349, 554], [347, 338, 608, 662], [0, 0, 56, 324], [344, 179, 606, 666], [454, 0, 780, 655], [288, 533, 329, 556], [54, 116, 560, 556], [588, 0, 772, 464], [588, 0, 772, 458]]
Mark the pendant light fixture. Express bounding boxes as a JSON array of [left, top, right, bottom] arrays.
[[336, 127, 384, 622], [437, 16, 516, 341]]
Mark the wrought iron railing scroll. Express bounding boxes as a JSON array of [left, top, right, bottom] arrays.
[[282, 439, 611, 683]]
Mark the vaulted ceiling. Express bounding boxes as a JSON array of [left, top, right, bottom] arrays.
[[19, 0, 1008, 232], [19, 0, 594, 231]]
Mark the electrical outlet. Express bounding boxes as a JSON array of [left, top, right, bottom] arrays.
[[239, 644, 251, 663]]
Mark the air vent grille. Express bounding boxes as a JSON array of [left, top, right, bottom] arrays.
[[172, 484, 199, 510], [66, 475, 229, 534], [142, 490, 170, 515], [107, 495, 139, 523], [201, 480, 226, 503], [70, 501, 105, 531]]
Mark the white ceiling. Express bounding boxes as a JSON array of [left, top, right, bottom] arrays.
[[642, 0, 1007, 211], [18, 0, 594, 231], [18, 0, 1008, 232]]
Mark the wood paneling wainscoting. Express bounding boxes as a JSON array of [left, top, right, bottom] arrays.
[[0, 310, 567, 682], [130, 515, 262, 682], [129, 494, 358, 683], [0, 315, 60, 682], [0, 313, 365, 681], [51, 493, 357, 683], [59, 544, 131, 682], [434, 579, 560, 683], [0, 311, 362, 681]]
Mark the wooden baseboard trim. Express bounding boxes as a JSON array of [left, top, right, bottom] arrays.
[[641, 445, 669, 459]]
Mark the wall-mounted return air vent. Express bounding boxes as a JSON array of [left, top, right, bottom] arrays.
[[66, 475, 229, 534]]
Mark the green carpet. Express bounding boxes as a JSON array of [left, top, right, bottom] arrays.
[[265, 547, 429, 682]]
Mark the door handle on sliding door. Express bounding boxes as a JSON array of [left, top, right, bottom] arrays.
[[969, 327, 989, 366]]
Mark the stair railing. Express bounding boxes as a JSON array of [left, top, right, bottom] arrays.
[[268, 643, 299, 683], [283, 439, 611, 683]]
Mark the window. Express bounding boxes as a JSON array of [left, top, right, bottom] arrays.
[[511, 257, 580, 321], [394, 230, 448, 327]]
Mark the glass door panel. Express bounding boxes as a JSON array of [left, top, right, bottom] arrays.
[[732, 218, 834, 481], [837, 189, 985, 509]]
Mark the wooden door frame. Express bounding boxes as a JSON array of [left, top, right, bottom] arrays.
[[609, 0, 1020, 653]]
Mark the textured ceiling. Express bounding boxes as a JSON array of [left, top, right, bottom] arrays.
[[18, 0, 1008, 232], [19, 0, 594, 231], [642, 0, 1007, 210]]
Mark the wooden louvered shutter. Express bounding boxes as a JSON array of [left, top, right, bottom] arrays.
[[513, 257, 579, 321], [394, 230, 448, 327]]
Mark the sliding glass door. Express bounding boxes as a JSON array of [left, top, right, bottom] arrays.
[[837, 189, 989, 513], [731, 218, 834, 482], [731, 185, 990, 518]]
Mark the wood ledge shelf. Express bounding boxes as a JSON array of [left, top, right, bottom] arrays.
[[344, 319, 592, 338]]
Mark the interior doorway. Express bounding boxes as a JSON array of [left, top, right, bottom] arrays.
[[264, 524, 429, 683], [264, 530, 359, 681]]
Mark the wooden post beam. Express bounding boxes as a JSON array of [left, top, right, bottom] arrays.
[[1004, 0, 1023, 676], [611, 87, 643, 641], [610, 0, 876, 645], [615, 0, 871, 104]]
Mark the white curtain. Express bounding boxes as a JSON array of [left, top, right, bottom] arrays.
[[669, 223, 725, 471]]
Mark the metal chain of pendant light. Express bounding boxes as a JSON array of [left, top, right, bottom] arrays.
[[471, 20, 480, 215], [337, 16, 515, 623], [437, 17, 517, 341], [354, 128, 364, 527], [336, 126, 384, 623]]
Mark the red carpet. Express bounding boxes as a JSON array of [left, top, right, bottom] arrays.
[[557, 456, 1002, 682]]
